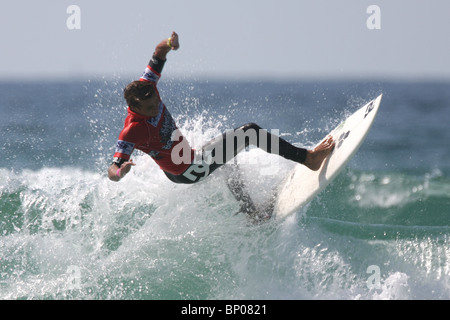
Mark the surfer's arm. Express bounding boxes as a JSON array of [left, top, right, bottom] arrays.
[[108, 160, 135, 182], [141, 32, 179, 82]]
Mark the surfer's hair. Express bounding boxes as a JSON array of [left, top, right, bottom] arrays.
[[124, 81, 157, 109]]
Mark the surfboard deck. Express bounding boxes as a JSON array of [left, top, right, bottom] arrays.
[[273, 94, 382, 219]]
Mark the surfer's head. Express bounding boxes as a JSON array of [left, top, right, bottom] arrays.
[[124, 81, 157, 108], [124, 81, 158, 111]]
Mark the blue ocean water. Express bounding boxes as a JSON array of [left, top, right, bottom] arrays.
[[0, 78, 449, 300]]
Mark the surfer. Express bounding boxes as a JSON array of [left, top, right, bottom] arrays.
[[108, 31, 335, 186]]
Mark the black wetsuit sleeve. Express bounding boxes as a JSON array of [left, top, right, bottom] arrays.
[[148, 54, 166, 74], [112, 157, 126, 167]]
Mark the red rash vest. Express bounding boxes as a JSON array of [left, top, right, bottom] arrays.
[[113, 59, 195, 175]]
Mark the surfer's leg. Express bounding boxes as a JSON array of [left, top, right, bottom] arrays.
[[224, 164, 273, 222], [225, 164, 257, 214], [302, 136, 335, 171], [201, 122, 309, 165], [231, 123, 335, 171], [236, 123, 309, 163], [167, 125, 335, 184]]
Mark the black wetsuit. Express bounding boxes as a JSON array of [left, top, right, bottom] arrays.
[[164, 122, 307, 184]]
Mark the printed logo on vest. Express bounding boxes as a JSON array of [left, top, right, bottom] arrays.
[[115, 140, 135, 155]]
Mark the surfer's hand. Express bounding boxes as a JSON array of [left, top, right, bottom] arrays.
[[119, 159, 136, 177], [155, 31, 180, 60], [303, 136, 335, 171], [168, 31, 180, 50], [108, 160, 136, 182]]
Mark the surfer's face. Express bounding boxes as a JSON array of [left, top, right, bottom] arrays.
[[124, 81, 160, 117], [135, 94, 160, 117]]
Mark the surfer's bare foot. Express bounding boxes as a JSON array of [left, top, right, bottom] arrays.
[[303, 136, 335, 171]]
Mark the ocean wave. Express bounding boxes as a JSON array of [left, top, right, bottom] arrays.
[[0, 154, 448, 299], [306, 168, 450, 230]]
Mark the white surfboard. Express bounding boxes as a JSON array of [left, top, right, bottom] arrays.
[[273, 94, 382, 219]]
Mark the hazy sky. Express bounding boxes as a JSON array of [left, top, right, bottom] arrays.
[[1, 0, 450, 81]]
